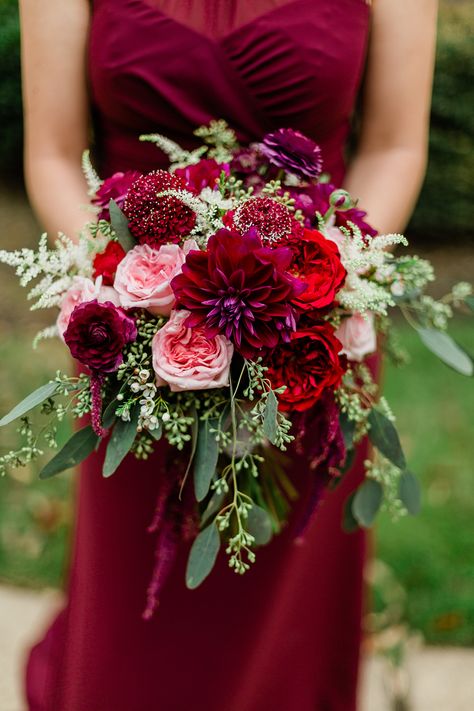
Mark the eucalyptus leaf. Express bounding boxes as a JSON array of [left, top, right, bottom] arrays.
[[102, 407, 140, 478], [193, 417, 219, 502], [352, 479, 383, 528], [342, 492, 359, 533], [148, 421, 163, 441], [465, 295, 474, 312], [109, 199, 135, 252], [186, 522, 220, 589], [247, 505, 273, 546], [398, 471, 421, 516], [339, 412, 356, 450], [39, 425, 99, 479], [263, 390, 278, 444], [200, 489, 226, 527], [417, 327, 473, 376], [0, 381, 58, 427], [368, 408, 406, 470]]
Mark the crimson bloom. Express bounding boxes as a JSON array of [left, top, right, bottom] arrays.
[[64, 300, 137, 373], [289, 229, 346, 310], [92, 170, 141, 221], [174, 159, 229, 194], [93, 241, 126, 286], [265, 321, 345, 412], [171, 228, 305, 359], [123, 170, 196, 247]]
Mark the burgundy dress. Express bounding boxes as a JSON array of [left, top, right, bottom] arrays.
[[26, 1, 372, 709]]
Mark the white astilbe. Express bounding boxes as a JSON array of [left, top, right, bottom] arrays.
[[333, 225, 408, 315], [32, 324, 59, 349], [0, 232, 92, 310], [139, 133, 207, 170], [81, 149, 103, 196]]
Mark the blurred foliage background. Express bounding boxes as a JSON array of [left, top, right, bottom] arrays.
[[0, 0, 473, 648]]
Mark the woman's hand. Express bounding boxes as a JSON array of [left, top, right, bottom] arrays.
[[19, 0, 91, 240], [344, 0, 438, 235]]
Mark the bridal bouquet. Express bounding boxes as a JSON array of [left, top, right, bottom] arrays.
[[1, 121, 472, 614]]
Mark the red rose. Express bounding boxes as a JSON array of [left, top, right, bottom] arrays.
[[266, 321, 345, 412], [93, 241, 126, 286], [290, 229, 346, 310]]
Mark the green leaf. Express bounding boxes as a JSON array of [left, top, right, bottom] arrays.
[[39, 425, 99, 479], [368, 408, 406, 470], [109, 199, 135, 252], [247, 505, 273, 546], [0, 381, 58, 427], [263, 390, 278, 444], [352, 479, 384, 528], [399, 471, 421, 516], [417, 327, 473, 376], [342, 492, 359, 533], [148, 421, 163, 441], [200, 489, 226, 527], [186, 522, 220, 589], [102, 407, 139, 478], [465, 295, 474, 312], [339, 412, 356, 450], [194, 417, 219, 502]]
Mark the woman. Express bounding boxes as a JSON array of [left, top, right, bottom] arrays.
[[19, 1, 438, 709]]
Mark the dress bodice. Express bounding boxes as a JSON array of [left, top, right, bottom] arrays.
[[89, 0, 371, 184]]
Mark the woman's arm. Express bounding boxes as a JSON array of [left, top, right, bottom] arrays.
[[19, 0, 91, 239], [344, 0, 438, 235]]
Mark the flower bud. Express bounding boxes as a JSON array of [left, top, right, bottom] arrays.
[[329, 189, 353, 211]]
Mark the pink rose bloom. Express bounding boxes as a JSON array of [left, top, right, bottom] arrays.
[[57, 276, 120, 339], [335, 312, 377, 362], [113, 241, 197, 316], [152, 310, 233, 391]]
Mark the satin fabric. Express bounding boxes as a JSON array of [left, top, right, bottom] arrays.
[[26, 2, 372, 709]]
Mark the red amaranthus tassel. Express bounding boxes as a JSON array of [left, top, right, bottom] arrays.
[[90, 371, 105, 437]]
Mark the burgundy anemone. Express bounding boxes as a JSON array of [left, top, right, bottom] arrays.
[[171, 228, 305, 359]]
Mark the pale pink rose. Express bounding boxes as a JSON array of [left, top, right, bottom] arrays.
[[335, 312, 377, 362], [56, 276, 120, 338], [152, 310, 233, 391], [113, 240, 197, 316]]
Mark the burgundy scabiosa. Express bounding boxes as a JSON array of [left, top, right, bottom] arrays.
[[123, 170, 196, 247], [234, 196, 293, 244], [171, 228, 305, 359], [260, 128, 323, 180]]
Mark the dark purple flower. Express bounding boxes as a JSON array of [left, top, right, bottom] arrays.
[[260, 128, 323, 180], [64, 300, 137, 372], [92, 171, 142, 221], [171, 228, 305, 359]]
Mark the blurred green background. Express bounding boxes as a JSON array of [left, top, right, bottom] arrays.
[[0, 0, 473, 647]]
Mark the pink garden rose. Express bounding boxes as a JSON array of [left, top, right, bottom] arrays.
[[335, 312, 377, 362], [152, 310, 233, 391], [57, 276, 120, 339], [113, 241, 197, 316]]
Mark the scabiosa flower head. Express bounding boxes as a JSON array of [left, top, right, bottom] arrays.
[[92, 170, 141, 221], [260, 128, 323, 180], [174, 158, 229, 195], [64, 300, 137, 373], [171, 228, 305, 359], [234, 196, 293, 244], [123, 170, 197, 247]]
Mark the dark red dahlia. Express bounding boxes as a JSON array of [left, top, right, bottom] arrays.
[[289, 229, 347, 311], [174, 159, 229, 195], [171, 228, 306, 359], [265, 321, 345, 412], [92, 170, 141, 221], [234, 196, 293, 244], [93, 241, 126, 286], [260, 128, 323, 180], [123, 170, 196, 247]]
